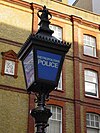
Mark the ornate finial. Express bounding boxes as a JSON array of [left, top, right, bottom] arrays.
[[37, 6, 52, 21], [36, 6, 53, 35]]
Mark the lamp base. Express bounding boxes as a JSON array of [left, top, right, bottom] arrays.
[[30, 93, 52, 133]]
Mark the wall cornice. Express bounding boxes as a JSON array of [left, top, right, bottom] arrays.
[[71, 15, 100, 30], [1, 1, 100, 30]]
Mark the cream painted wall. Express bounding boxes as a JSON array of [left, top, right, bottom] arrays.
[[0, 1, 32, 43], [22, 0, 68, 4]]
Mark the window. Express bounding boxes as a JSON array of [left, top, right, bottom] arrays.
[[47, 105, 62, 133], [1, 50, 18, 78], [86, 113, 100, 133], [84, 70, 98, 97], [49, 25, 62, 40], [57, 72, 62, 90], [50, 25, 63, 90], [83, 35, 96, 57]]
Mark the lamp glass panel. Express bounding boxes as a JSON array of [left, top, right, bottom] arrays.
[[37, 50, 61, 81], [23, 50, 34, 87]]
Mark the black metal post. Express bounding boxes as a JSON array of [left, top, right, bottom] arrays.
[[30, 7, 53, 133], [31, 93, 52, 133]]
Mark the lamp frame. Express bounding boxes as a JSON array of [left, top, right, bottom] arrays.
[[22, 43, 65, 93]]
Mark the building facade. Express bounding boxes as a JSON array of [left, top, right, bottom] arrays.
[[0, 0, 100, 133]]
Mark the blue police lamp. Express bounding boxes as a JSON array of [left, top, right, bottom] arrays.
[[17, 6, 71, 133], [17, 6, 71, 95]]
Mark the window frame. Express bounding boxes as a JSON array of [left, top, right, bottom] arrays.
[[57, 72, 62, 90], [84, 69, 98, 98], [83, 34, 97, 57], [49, 24, 62, 41], [50, 24, 63, 91], [86, 113, 100, 132], [47, 105, 62, 133]]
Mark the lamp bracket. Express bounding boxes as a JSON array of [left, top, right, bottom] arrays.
[[34, 93, 49, 104]]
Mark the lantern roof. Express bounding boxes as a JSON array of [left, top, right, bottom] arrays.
[[18, 6, 71, 60]]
